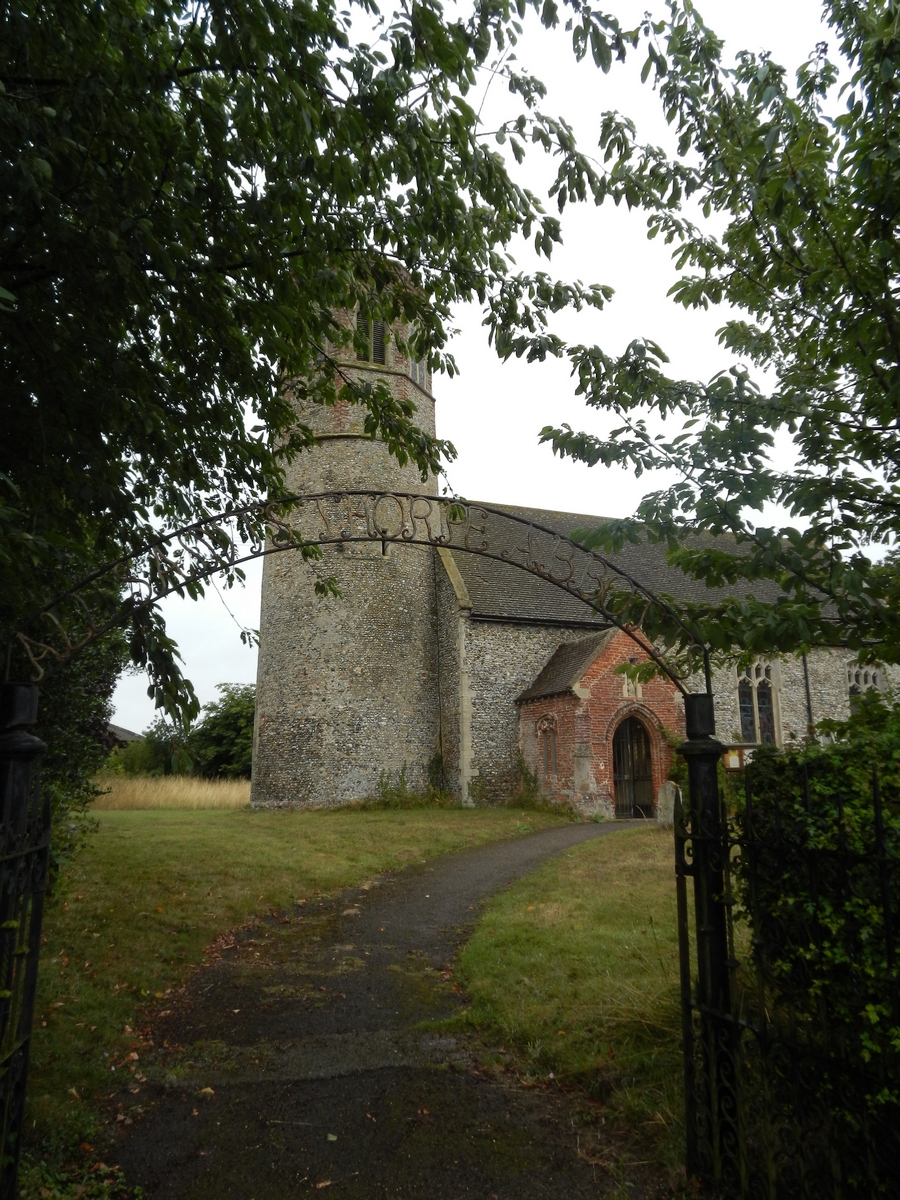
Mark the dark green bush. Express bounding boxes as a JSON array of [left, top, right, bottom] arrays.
[[106, 685, 254, 778], [106, 714, 190, 776], [36, 630, 128, 875], [187, 683, 255, 778], [734, 696, 900, 1146]]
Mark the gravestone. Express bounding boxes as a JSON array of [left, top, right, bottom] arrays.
[[656, 780, 679, 828]]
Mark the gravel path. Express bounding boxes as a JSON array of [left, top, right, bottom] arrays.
[[113, 819, 667, 1199]]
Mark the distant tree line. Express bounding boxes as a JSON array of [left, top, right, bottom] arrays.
[[109, 684, 255, 780]]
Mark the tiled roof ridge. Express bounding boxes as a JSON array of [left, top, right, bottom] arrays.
[[480, 501, 740, 547]]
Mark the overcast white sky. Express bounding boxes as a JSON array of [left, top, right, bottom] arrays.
[[113, 0, 832, 733]]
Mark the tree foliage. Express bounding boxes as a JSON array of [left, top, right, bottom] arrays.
[[37, 628, 129, 876], [189, 683, 255, 778], [1, 0, 623, 716], [108, 714, 191, 776], [109, 684, 253, 777], [528, 1, 900, 667]]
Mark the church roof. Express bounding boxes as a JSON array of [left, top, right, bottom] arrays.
[[516, 630, 616, 703], [443, 502, 768, 627]]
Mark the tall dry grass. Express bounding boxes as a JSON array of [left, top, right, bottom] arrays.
[[94, 775, 251, 810]]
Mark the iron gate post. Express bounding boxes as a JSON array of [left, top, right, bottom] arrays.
[[0, 683, 49, 1200], [678, 692, 741, 1188]]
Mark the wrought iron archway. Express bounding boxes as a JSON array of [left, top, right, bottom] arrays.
[[8, 491, 712, 694]]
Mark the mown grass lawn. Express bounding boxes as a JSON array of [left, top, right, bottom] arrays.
[[456, 824, 685, 1175], [25, 805, 566, 1194]]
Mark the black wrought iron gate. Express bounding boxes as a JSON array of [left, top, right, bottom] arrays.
[[0, 684, 49, 1198]]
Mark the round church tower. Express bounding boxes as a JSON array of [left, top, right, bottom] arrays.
[[251, 312, 441, 806]]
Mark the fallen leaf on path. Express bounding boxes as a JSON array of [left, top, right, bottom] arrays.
[[314, 1181, 332, 1189], [326, 1133, 338, 1141]]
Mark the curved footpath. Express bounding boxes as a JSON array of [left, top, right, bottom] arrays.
[[114, 820, 668, 1199]]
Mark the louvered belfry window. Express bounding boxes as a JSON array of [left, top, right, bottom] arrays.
[[356, 311, 386, 364], [371, 319, 385, 364]]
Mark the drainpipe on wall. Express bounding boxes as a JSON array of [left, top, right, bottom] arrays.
[[801, 652, 815, 739], [458, 612, 476, 806]]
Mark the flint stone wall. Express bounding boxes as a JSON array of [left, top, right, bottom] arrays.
[[252, 341, 440, 808], [461, 619, 598, 802]]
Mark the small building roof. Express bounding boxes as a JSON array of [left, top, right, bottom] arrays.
[[108, 723, 141, 744], [516, 630, 616, 703]]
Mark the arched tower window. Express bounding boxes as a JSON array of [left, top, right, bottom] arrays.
[[848, 662, 880, 708], [356, 311, 386, 364], [738, 661, 778, 745], [536, 715, 557, 777]]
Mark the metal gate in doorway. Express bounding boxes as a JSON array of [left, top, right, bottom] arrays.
[[612, 716, 654, 818]]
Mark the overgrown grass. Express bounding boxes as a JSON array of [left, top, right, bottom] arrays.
[[25, 805, 566, 1194], [456, 824, 685, 1175], [93, 775, 251, 809]]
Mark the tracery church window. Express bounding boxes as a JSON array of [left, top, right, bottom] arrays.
[[738, 661, 778, 745], [536, 715, 557, 777], [848, 662, 880, 707], [356, 311, 386, 364]]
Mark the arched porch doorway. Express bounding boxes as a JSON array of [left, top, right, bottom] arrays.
[[612, 715, 654, 818]]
